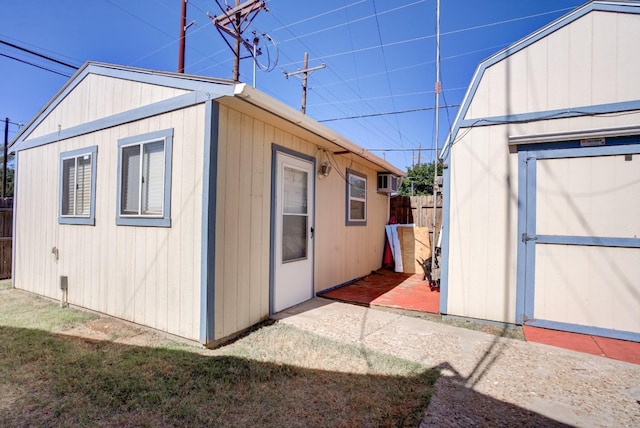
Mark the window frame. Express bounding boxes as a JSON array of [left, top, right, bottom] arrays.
[[58, 145, 98, 225], [345, 168, 367, 226], [116, 129, 173, 227]]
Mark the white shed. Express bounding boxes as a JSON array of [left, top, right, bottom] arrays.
[[10, 62, 403, 346], [440, 1, 640, 342]]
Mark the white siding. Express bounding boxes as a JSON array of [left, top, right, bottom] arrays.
[[465, 11, 640, 120], [214, 103, 388, 340], [536, 155, 640, 238], [447, 9, 640, 326], [446, 125, 519, 323], [28, 74, 189, 139], [15, 104, 205, 341], [534, 244, 640, 333]]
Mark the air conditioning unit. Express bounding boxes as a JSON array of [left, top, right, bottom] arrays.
[[377, 173, 399, 193]]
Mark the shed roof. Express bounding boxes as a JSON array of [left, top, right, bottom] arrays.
[[441, 0, 640, 158], [11, 61, 404, 176]]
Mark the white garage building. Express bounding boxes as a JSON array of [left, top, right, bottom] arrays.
[[440, 0, 640, 342]]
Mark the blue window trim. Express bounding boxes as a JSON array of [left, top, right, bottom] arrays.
[[58, 145, 98, 226], [116, 128, 173, 227], [345, 168, 367, 226]]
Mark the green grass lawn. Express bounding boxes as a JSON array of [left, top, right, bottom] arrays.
[[0, 287, 438, 427]]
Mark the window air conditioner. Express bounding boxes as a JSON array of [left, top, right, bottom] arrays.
[[377, 173, 398, 193]]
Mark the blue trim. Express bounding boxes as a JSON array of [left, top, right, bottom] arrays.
[[11, 62, 235, 149], [115, 129, 173, 227], [515, 152, 528, 324], [11, 151, 18, 288], [536, 235, 640, 248], [269, 144, 316, 315], [527, 319, 640, 343], [527, 141, 640, 159], [58, 145, 98, 226], [459, 100, 640, 129], [345, 168, 367, 226], [523, 155, 537, 323], [439, 151, 451, 314], [516, 135, 640, 153], [199, 100, 219, 345], [441, 1, 640, 158], [518, 141, 640, 336], [12, 92, 211, 153], [269, 147, 277, 315], [87, 63, 235, 93]]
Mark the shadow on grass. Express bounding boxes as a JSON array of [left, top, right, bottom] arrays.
[[0, 325, 436, 427]]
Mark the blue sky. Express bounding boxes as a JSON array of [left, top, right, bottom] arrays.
[[0, 0, 589, 171]]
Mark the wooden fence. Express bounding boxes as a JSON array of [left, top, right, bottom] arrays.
[[0, 198, 12, 279], [390, 194, 442, 235]]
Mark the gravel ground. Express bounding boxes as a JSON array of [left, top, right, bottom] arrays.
[[274, 298, 640, 427]]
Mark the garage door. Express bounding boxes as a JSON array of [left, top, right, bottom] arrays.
[[518, 141, 640, 341]]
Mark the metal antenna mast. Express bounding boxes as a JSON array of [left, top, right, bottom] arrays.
[[283, 52, 325, 114], [209, 0, 266, 81], [431, 0, 441, 277]]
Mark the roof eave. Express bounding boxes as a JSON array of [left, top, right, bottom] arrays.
[[233, 83, 405, 176]]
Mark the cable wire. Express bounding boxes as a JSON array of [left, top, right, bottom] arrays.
[[0, 53, 72, 77]]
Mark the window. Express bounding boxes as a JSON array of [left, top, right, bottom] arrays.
[[346, 169, 367, 226], [116, 129, 173, 227], [59, 146, 97, 225]]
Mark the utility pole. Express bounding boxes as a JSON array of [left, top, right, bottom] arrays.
[[283, 52, 325, 114], [232, 0, 241, 81], [178, 0, 195, 73], [3, 118, 8, 198], [178, 0, 187, 73], [210, 0, 266, 82]]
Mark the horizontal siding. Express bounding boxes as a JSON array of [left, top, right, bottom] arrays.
[[466, 11, 640, 120], [214, 104, 389, 340], [14, 104, 205, 341], [28, 74, 189, 139]]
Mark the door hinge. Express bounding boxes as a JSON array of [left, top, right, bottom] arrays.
[[521, 233, 537, 243]]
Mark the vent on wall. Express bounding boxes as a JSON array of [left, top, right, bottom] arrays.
[[377, 173, 399, 193]]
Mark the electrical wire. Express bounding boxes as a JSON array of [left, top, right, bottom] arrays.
[[264, 12, 419, 151], [271, 0, 366, 32], [318, 105, 460, 122], [371, 0, 404, 147], [267, 8, 428, 151], [0, 39, 78, 69], [0, 53, 72, 78], [279, 0, 428, 44], [0, 33, 82, 65]]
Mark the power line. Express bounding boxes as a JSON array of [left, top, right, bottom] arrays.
[[371, 0, 403, 147], [0, 39, 78, 69], [266, 9, 426, 151], [271, 0, 366, 32], [318, 105, 460, 122], [277, 6, 574, 69], [280, 0, 428, 44], [0, 53, 72, 77]]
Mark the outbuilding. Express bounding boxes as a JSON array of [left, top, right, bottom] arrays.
[[440, 0, 640, 342], [10, 62, 403, 346]]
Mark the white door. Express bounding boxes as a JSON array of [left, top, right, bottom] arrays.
[[273, 151, 314, 313]]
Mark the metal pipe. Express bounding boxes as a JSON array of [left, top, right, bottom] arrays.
[[431, 0, 440, 276]]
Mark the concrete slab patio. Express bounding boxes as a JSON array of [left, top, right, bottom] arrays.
[[273, 298, 640, 427]]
